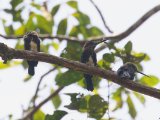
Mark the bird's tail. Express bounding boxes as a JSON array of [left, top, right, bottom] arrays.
[[84, 74, 94, 91], [28, 65, 35, 76]]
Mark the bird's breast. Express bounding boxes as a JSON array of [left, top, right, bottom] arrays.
[[30, 41, 38, 52], [86, 56, 94, 66]]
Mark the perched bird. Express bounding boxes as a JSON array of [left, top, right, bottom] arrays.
[[24, 31, 40, 76], [117, 62, 150, 80], [81, 40, 103, 91]]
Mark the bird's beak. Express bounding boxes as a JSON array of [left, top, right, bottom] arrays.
[[94, 39, 105, 45], [137, 71, 151, 78]]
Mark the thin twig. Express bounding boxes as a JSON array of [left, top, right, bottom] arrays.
[[109, 4, 160, 43], [22, 87, 64, 120], [0, 34, 83, 43], [89, 0, 113, 33], [43, 1, 48, 11], [1, 4, 160, 44], [32, 67, 56, 107], [0, 43, 160, 99], [0, 34, 22, 39]]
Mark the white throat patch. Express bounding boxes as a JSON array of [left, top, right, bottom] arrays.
[[86, 56, 94, 66], [30, 41, 37, 52]]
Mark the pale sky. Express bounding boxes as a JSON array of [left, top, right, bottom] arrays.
[[0, 0, 160, 120]]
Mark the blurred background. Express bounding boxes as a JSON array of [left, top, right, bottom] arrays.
[[0, 0, 160, 120]]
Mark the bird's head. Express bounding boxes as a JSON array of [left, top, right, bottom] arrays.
[[83, 40, 104, 50], [123, 62, 151, 78], [24, 31, 39, 41], [28, 31, 38, 37], [124, 62, 137, 72], [84, 41, 96, 49]]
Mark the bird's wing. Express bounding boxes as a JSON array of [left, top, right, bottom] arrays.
[[36, 37, 41, 52], [24, 36, 30, 50], [81, 50, 90, 63], [91, 52, 97, 66]]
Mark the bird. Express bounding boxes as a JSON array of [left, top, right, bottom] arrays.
[[117, 62, 151, 80], [24, 31, 40, 76], [81, 40, 103, 91]]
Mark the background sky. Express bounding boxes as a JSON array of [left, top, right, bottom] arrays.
[[0, 0, 160, 120]]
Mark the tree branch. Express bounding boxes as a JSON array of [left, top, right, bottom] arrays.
[[22, 87, 64, 120], [89, 0, 113, 33], [0, 43, 160, 99], [1, 4, 160, 44], [32, 67, 56, 107], [0, 34, 82, 43], [109, 4, 160, 42]]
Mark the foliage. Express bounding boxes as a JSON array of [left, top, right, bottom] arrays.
[[45, 110, 67, 120], [34, 110, 45, 120], [51, 89, 62, 109], [65, 93, 108, 119], [0, 0, 159, 120]]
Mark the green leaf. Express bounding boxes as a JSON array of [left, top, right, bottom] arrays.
[[67, 1, 78, 9], [36, 15, 53, 34], [69, 25, 94, 38], [11, 0, 23, 9], [65, 93, 87, 111], [97, 59, 103, 67], [61, 42, 82, 61], [51, 89, 61, 109], [79, 25, 88, 38], [22, 60, 28, 69], [25, 14, 37, 31], [25, 13, 53, 33], [139, 75, 159, 86], [66, 93, 78, 102], [5, 0, 23, 22], [88, 26, 104, 36], [51, 5, 60, 16], [143, 54, 150, 61], [134, 92, 145, 104], [112, 87, 123, 111], [0, 61, 21, 69], [57, 18, 67, 35], [103, 53, 115, 63], [133, 52, 150, 62], [65, 94, 108, 119], [73, 11, 90, 25], [55, 70, 83, 86], [69, 25, 79, 37], [88, 95, 108, 119], [14, 25, 26, 35], [40, 43, 50, 53], [15, 40, 24, 50], [13, 9, 23, 22], [0, 62, 10, 69], [45, 110, 67, 120], [127, 95, 137, 119], [34, 110, 45, 120], [52, 42, 59, 50], [24, 75, 33, 82], [102, 60, 111, 69], [24, 75, 32, 82], [31, 2, 41, 9], [125, 41, 132, 54], [4, 25, 14, 35]]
